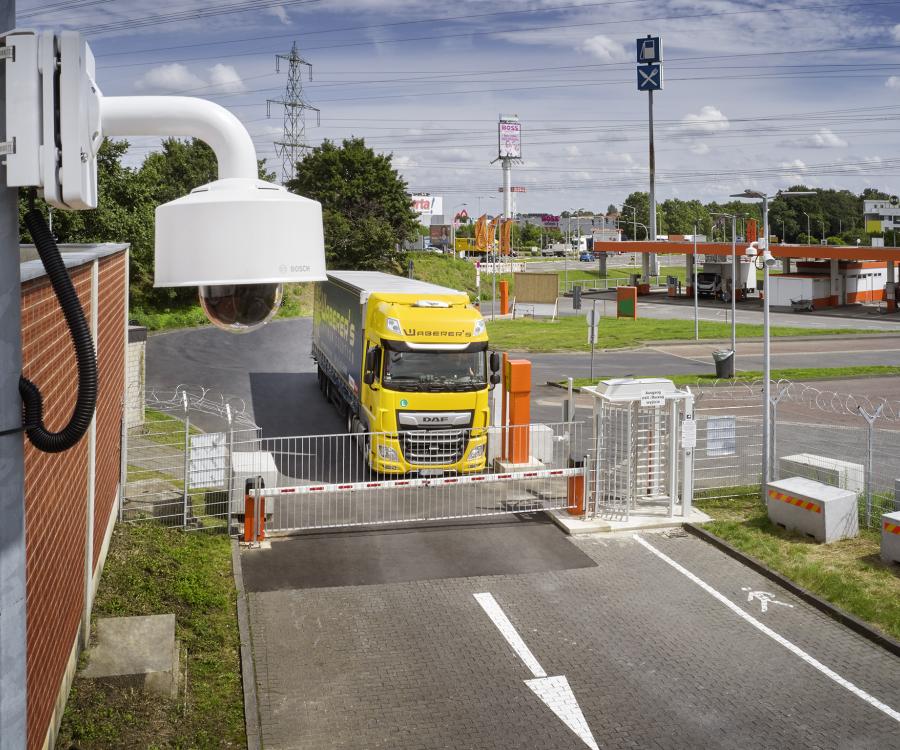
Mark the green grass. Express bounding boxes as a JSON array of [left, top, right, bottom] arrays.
[[486, 315, 889, 352], [139, 409, 202, 449], [560, 365, 900, 388], [696, 494, 900, 641], [56, 524, 245, 749]]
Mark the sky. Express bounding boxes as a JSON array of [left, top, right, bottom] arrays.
[[18, 0, 900, 214]]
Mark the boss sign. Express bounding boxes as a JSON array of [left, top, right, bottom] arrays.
[[498, 119, 522, 159]]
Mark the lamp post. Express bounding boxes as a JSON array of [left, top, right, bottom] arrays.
[[621, 203, 637, 241], [803, 211, 811, 244], [820, 218, 826, 245], [693, 223, 699, 340], [711, 211, 741, 360], [731, 189, 815, 499]]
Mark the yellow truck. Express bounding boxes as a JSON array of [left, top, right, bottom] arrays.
[[312, 271, 500, 474]]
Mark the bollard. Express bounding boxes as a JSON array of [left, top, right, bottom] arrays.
[[499, 280, 509, 315], [566, 455, 585, 516], [242, 476, 266, 543], [505, 359, 532, 463]]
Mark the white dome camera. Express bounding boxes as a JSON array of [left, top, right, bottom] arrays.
[[3, 31, 327, 333]]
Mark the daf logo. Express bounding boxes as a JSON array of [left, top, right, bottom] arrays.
[[422, 416, 449, 423]]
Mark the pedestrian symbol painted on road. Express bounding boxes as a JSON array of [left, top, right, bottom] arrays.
[[637, 64, 663, 92], [741, 587, 794, 613]]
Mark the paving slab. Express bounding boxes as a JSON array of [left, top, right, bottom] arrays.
[[244, 530, 900, 749]]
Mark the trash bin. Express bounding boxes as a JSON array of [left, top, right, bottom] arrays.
[[712, 349, 735, 378]]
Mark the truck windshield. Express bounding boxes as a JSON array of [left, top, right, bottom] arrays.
[[382, 350, 486, 392]]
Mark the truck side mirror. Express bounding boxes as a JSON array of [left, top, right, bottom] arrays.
[[364, 348, 380, 387], [490, 373, 501, 386], [490, 351, 501, 373], [364, 371, 375, 386]]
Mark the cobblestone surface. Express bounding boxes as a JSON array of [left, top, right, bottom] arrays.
[[245, 530, 900, 749]]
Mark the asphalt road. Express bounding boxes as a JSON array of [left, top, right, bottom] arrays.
[[147, 318, 900, 429]]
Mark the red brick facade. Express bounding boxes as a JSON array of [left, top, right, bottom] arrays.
[[20, 250, 126, 749]]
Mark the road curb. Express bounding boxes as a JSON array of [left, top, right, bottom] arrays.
[[683, 523, 900, 658], [231, 539, 262, 750]]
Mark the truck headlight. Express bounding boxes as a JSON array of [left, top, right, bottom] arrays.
[[386, 317, 404, 335], [377, 444, 399, 461], [473, 318, 486, 337], [468, 444, 485, 460]]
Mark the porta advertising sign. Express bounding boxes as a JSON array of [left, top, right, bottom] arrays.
[[410, 193, 443, 217], [429, 224, 451, 248], [541, 214, 560, 227], [498, 115, 522, 159]]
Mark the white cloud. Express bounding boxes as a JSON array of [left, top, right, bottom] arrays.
[[892, 24, 900, 42], [580, 35, 628, 62], [134, 63, 205, 93], [267, 5, 291, 25], [887, 76, 900, 90], [564, 145, 581, 158], [689, 142, 710, 156], [781, 159, 807, 171], [680, 105, 730, 133], [809, 128, 847, 148], [208, 64, 245, 93]]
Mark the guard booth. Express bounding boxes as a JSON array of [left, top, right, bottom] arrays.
[[582, 378, 695, 521]]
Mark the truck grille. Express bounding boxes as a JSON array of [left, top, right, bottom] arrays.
[[397, 428, 467, 465]]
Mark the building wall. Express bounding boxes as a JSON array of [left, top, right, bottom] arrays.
[[19, 249, 127, 750]]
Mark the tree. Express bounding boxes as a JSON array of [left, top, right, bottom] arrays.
[[287, 138, 419, 272]]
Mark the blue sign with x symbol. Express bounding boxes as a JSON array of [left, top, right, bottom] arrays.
[[637, 64, 663, 92]]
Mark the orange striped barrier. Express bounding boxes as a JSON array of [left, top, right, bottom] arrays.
[[768, 489, 821, 514], [883, 520, 900, 536]]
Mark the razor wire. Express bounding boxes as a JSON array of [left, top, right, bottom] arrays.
[[142, 383, 258, 428]]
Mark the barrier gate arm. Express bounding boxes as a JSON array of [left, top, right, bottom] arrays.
[[256, 466, 584, 497]]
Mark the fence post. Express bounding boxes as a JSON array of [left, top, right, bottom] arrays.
[[182, 391, 190, 529], [225, 404, 234, 536], [119, 409, 127, 523], [768, 384, 787, 482], [681, 389, 695, 517], [858, 403, 884, 528]]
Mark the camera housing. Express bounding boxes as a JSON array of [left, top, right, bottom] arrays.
[[199, 283, 284, 334]]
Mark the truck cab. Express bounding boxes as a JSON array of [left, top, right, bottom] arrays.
[[313, 272, 499, 475]]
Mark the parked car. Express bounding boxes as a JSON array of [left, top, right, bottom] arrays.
[[579, 252, 594, 262]]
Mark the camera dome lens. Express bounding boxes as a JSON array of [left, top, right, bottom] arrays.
[[198, 283, 283, 334]]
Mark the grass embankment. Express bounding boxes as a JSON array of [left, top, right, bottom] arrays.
[[486, 315, 885, 353], [130, 282, 314, 332], [56, 524, 244, 749], [560, 365, 900, 388], [696, 494, 900, 641]]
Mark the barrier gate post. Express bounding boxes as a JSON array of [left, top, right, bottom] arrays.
[[505, 359, 532, 464]]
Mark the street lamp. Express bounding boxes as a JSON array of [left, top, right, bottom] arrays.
[[802, 211, 811, 244], [730, 189, 815, 499], [621, 203, 637, 241], [820, 218, 826, 245], [711, 211, 743, 360]]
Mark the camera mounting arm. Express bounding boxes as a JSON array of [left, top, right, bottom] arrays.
[[100, 96, 258, 180]]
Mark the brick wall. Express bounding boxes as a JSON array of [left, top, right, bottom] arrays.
[[20, 249, 126, 749]]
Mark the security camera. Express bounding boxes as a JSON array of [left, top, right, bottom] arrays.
[[744, 241, 759, 257], [760, 250, 778, 268], [3, 29, 327, 333]]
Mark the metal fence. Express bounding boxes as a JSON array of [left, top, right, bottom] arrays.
[[686, 379, 900, 529], [120, 385, 259, 531], [245, 421, 585, 534]]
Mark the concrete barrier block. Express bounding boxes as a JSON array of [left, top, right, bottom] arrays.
[[779, 453, 863, 494], [881, 511, 900, 564], [767, 476, 858, 543]]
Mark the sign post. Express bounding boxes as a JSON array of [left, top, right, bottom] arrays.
[[636, 35, 663, 281], [588, 301, 599, 379]]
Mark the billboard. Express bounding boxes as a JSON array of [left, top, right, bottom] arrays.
[[410, 193, 443, 217], [498, 116, 521, 159], [541, 214, 560, 227], [429, 224, 451, 248]]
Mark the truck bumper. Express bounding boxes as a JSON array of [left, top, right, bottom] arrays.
[[368, 432, 488, 475]]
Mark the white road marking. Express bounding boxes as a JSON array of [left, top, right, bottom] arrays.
[[633, 535, 900, 724], [473, 592, 545, 678], [474, 592, 600, 749], [741, 587, 793, 613], [526, 675, 600, 750]]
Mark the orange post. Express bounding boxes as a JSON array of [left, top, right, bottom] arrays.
[[499, 280, 509, 315], [747, 219, 758, 243], [567, 463, 585, 516], [505, 359, 531, 464], [243, 492, 266, 543]]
